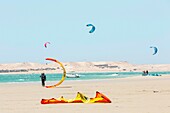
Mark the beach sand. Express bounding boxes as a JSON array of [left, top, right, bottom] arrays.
[[1, 75, 170, 113]]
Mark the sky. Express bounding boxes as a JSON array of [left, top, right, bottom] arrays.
[[0, 0, 170, 64]]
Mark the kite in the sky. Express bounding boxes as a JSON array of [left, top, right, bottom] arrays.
[[44, 42, 50, 48], [150, 46, 158, 55], [86, 24, 95, 33]]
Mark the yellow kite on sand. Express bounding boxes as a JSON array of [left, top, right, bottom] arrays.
[[41, 91, 111, 104]]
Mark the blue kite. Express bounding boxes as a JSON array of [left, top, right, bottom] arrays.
[[86, 24, 95, 33], [150, 46, 158, 55]]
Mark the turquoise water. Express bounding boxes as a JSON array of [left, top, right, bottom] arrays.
[[0, 71, 170, 83]]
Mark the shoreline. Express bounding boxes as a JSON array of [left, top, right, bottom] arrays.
[[1, 74, 170, 85], [0, 70, 170, 75]]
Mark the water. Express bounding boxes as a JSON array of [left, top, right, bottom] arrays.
[[0, 71, 170, 83]]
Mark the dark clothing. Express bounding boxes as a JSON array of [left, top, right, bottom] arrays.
[[40, 73, 46, 87], [146, 70, 149, 74]]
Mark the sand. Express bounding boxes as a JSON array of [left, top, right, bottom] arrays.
[[1, 75, 170, 113]]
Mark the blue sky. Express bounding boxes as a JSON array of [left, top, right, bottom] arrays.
[[0, 0, 170, 64]]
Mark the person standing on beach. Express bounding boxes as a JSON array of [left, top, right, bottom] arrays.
[[40, 73, 46, 87], [146, 70, 149, 75]]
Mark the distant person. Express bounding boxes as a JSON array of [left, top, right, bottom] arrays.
[[40, 73, 46, 87], [143, 71, 146, 74], [142, 71, 147, 76], [146, 70, 149, 75]]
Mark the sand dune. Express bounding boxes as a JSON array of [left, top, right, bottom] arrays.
[[0, 61, 170, 74]]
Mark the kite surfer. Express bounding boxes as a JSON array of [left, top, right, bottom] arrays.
[[40, 73, 46, 87]]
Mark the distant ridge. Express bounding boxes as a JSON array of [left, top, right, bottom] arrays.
[[0, 62, 170, 74]]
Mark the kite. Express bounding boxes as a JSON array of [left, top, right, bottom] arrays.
[[86, 24, 95, 33], [44, 42, 50, 48], [45, 58, 66, 88], [41, 91, 111, 104], [150, 46, 158, 55]]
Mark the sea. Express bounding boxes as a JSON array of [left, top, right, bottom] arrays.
[[0, 71, 170, 83]]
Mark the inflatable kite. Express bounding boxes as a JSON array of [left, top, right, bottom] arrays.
[[44, 42, 50, 48], [45, 58, 66, 88], [86, 24, 95, 33], [41, 91, 111, 104], [150, 46, 158, 55]]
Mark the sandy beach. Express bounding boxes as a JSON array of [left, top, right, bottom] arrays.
[[1, 75, 170, 113]]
